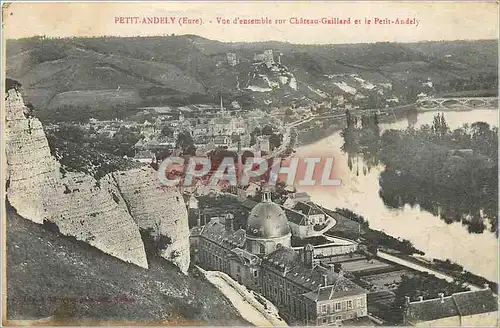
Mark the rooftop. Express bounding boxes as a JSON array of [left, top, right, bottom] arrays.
[[246, 201, 291, 239], [406, 289, 498, 324], [289, 191, 311, 199], [134, 150, 154, 159], [199, 219, 246, 249], [303, 275, 367, 302], [281, 206, 307, 225], [292, 201, 326, 216], [231, 248, 262, 266], [262, 247, 365, 295]]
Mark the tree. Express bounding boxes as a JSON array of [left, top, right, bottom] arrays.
[[161, 125, 174, 137], [139, 226, 172, 258], [406, 108, 418, 128], [269, 133, 283, 151], [176, 131, 196, 155], [5, 78, 22, 93], [431, 113, 449, 139], [262, 125, 274, 135]]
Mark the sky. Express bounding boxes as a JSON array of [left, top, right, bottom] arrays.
[[2, 2, 499, 44]]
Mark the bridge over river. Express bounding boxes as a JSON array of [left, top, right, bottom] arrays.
[[417, 97, 498, 109]]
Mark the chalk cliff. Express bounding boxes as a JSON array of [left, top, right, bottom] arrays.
[[5, 89, 191, 273], [113, 169, 190, 273]]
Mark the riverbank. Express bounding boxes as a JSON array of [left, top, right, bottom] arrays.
[[295, 103, 497, 147], [386, 252, 498, 292], [295, 109, 498, 282], [296, 103, 415, 147], [322, 205, 498, 292]]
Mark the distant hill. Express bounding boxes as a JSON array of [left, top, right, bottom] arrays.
[[6, 210, 249, 324], [6, 36, 497, 121]]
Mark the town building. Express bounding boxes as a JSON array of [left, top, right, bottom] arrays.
[[189, 190, 368, 325], [284, 191, 312, 207], [292, 202, 328, 225], [403, 288, 498, 326], [226, 52, 239, 66], [283, 201, 337, 239], [133, 150, 155, 164]]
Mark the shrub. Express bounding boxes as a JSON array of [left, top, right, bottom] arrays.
[[140, 227, 172, 258], [42, 219, 60, 234]]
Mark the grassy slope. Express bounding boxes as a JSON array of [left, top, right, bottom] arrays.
[[5, 210, 250, 325]]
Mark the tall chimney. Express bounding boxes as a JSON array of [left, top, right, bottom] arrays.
[[303, 244, 314, 268], [438, 293, 444, 303], [322, 274, 328, 287], [224, 213, 234, 232]]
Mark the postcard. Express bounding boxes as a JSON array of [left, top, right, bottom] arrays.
[[2, 1, 498, 326]]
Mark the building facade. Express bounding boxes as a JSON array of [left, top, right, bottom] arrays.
[[403, 288, 498, 326], [190, 191, 368, 326]]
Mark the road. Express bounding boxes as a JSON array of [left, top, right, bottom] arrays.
[[199, 268, 287, 326]]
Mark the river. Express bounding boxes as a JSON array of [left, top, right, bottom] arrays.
[[295, 109, 498, 282]]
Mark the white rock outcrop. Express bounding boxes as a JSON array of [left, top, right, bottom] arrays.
[[5, 89, 188, 272], [112, 168, 190, 273]]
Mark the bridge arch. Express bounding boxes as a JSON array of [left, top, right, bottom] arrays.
[[417, 97, 498, 109]]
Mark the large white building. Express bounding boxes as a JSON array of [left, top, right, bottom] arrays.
[[190, 190, 369, 325]]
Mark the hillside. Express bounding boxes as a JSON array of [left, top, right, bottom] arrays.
[[5, 209, 250, 325], [6, 36, 497, 121]]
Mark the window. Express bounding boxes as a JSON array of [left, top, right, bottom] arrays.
[[347, 300, 353, 309], [322, 305, 327, 314], [253, 270, 258, 278], [237, 265, 240, 273], [335, 302, 341, 311], [259, 243, 265, 254], [322, 317, 327, 324], [357, 298, 363, 308], [335, 315, 342, 321]]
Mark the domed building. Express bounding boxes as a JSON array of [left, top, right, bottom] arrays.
[[245, 190, 292, 255], [189, 187, 368, 326]]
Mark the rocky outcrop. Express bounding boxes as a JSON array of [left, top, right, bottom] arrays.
[[5, 89, 189, 272], [112, 168, 190, 273], [5, 90, 60, 222]]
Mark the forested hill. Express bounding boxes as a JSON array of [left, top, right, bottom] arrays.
[[6, 36, 497, 120]]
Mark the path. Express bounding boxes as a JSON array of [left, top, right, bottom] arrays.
[[377, 250, 481, 291], [199, 267, 287, 327]]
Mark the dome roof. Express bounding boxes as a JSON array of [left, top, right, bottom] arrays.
[[246, 201, 291, 239]]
